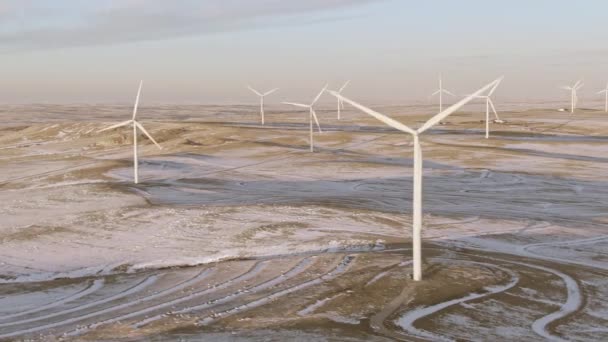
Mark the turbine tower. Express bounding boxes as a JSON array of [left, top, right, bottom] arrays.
[[330, 77, 503, 281], [469, 77, 504, 139], [561, 80, 584, 113], [247, 86, 279, 125], [282, 85, 327, 152], [430, 74, 455, 113], [598, 82, 608, 113], [329, 81, 350, 120], [98, 81, 162, 184]]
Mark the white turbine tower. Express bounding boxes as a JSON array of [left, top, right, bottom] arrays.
[[561, 80, 584, 113], [597, 82, 608, 113], [330, 77, 502, 281], [247, 86, 278, 125], [282, 85, 327, 152], [469, 77, 504, 139], [430, 74, 455, 113], [98, 81, 162, 184], [329, 81, 350, 120]]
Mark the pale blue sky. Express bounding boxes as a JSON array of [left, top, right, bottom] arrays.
[[1, 0, 607, 104]]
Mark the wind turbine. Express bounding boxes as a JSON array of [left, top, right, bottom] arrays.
[[469, 77, 504, 139], [98, 81, 162, 184], [598, 82, 608, 113], [430, 74, 455, 113], [329, 81, 350, 120], [282, 85, 327, 152], [329, 77, 502, 281], [247, 86, 279, 125], [561, 80, 584, 113]]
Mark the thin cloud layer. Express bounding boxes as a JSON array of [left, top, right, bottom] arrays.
[[0, 0, 378, 51]]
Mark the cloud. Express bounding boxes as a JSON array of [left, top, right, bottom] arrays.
[[0, 0, 379, 51]]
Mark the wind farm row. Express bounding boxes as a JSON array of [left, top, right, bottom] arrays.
[[2, 72, 608, 341], [96, 73, 608, 284]]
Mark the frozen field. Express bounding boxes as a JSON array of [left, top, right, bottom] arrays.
[[0, 104, 607, 341]]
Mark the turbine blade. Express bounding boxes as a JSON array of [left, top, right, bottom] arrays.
[[339, 80, 351, 92], [132, 80, 143, 120], [488, 98, 498, 116], [443, 89, 456, 96], [573, 80, 582, 88], [135, 121, 162, 150], [282, 102, 310, 109], [311, 84, 328, 106], [560, 86, 573, 90], [576, 83, 584, 90], [431, 90, 441, 96], [311, 109, 322, 133], [487, 76, 504, 96], [247, 86, 263, 97], [329, 91, 416, 135], [418, 77, 503, 134], [98, 120, 132, 133], [263, 88, 279, 96], [598, 89, 608, 94]]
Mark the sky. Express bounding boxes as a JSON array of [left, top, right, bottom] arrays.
[[1, 0, 608, 105]]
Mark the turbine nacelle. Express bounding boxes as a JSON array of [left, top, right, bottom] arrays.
[[282, 85, 327, 152], [329, 77, 503, 282], [430, 74, 456, 113], [328, 81, 350, 119], [248, 86, 279, 125], [598, 82, 608, 112], [98, 120, 162, 150], [463, 76, 505, 135], [561, 80, 584, 113], [248, 86, 279, 98], [97, 81, 162, 184]]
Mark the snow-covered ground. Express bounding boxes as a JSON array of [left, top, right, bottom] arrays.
[[0, 104, 607, 340]]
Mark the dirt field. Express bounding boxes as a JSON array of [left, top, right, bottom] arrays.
[[0, 103, 607, 341]]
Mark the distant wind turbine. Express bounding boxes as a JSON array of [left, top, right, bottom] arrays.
[[282, 85, 327, 152], [330, 77, 503, 281], [329, 81, 350, 120], [430, 74, 455, 113], [247, 86, 279, 125], [598, 82, 608, 113], [468, 77, 505, 139], [561, 80, 584, 113], [98, 81, 162, 184]]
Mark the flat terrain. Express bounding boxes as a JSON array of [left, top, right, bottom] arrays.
[[0, 102, 607, 341]]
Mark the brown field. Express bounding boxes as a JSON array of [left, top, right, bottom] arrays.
[[0, 103, 607, 341]]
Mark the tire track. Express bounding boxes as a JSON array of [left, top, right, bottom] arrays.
[[0, 279, 104, 320], [455, 251, 584, 341], [517, 262, 581, 342], [133, 257, 316, 328], [0, 275, 158, 339], [365, 261, 412, 287], [197, 255, 355, 326], [521, 236, 608, 271], [396, 259, 519, 342], [36, 268, 214, 337], [66, 261, 269, 336]]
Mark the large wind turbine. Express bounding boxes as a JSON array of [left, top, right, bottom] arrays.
[[430, 74, 455, 113], [329, 81, 350, 120], [470, 77, 504, 139], [329, 77, 502, 281], [598, 82, 608, 113], [282, 85, 327, 152], [247, 86, 279, 125], [561, 80, 584, 113], [98, 81, 162, 184]]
